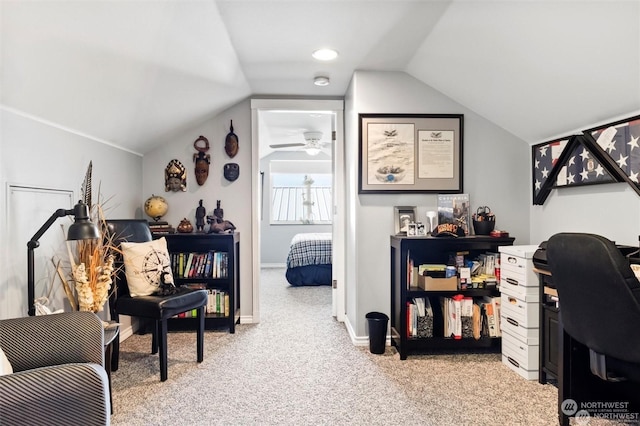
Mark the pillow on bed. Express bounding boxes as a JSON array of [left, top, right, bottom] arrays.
[[121, 237, 174, 297]]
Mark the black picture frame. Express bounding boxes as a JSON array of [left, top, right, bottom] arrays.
[[532, 136, 571, 204], [583, 114, 640, 196], [358, 114, 463, 193]]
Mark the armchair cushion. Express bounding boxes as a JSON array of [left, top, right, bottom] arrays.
[[121, 237, 175, 297], [0, 312, 109, 425]]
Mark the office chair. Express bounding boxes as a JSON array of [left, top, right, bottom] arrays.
[[547, 232, 640, 424], [105, 219, 208, 382]]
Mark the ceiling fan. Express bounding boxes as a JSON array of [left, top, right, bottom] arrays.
[[269, 131, 326, 156]]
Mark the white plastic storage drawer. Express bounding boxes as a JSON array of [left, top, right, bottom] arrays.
[[502, 332, 539, 380], [500, 282, 540, 303], [500, 312, 539, 345], [498, 245, 539, 260], [501, 293, 540, 327], [499, 275, 539, 300]]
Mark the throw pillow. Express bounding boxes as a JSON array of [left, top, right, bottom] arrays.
[[121, 237, 175, 297], [0, 347, 13, 375]]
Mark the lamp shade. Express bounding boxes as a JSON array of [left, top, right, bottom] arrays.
[[67, 202, 100, 240]]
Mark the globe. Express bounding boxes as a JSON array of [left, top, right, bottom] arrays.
[[144, 194, 169, 221]]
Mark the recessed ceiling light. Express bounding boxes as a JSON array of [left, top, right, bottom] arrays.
[[312, 48, 338, 61], [314, 76, 330, 86]]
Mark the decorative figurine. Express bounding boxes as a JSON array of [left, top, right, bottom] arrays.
[[213, 200, 224, 221], [225, 120, 239, 158], [177, 218, 194, 233], [207, 216, 236, 234], [195, 199, 206, 232], [224, 163, 240, 182], [165, 159, 187, 192], [193, 135, 210, 186], [206, 200, 235, 234]]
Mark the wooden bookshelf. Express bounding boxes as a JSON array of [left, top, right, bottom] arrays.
[[160, 232, 240, 332]]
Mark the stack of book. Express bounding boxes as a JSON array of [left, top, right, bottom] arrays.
[[148, 221, 175, 236]]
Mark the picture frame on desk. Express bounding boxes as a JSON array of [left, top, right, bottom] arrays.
[[394, 206, 416, 235], [358, 114, 463, 193]]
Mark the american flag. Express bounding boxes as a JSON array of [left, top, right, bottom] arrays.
[[589, 117, 640, 185], [533, 138, 567, 199], [555, 141, 616, 187]]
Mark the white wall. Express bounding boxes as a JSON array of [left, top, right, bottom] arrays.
[[0, 108, 142, 331], [345, 71, 531, 338], [141, 99, 254, 321], [530, 181, 640, 246], [259, 150, 331, 265]]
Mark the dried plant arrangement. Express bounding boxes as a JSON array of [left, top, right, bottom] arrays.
[[53, 161, 120, 313]]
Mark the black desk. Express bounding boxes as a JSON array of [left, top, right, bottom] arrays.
[[535, 266, 640, 425]]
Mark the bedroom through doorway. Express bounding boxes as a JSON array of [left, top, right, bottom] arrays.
[[251, 99, 345, 325]]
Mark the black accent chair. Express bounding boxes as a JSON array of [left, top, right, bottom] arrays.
[[105, 219, 208, 381], [547, 232, 640, 425]]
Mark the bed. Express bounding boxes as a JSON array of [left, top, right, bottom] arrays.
[[285, 233, 332, 286]]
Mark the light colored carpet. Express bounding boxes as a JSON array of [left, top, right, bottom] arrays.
[[110, 268, 581, 425]]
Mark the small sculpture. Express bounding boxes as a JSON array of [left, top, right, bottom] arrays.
[[195, 199, 206, 232], [225, 120, 239, 158], [177, 218, 194, 233], [165, 159, 187, 192], [207, 216, 236, 234], [206, 201, 235, 233], [193, 136, 211, 186], [213, 200, 224, 221]]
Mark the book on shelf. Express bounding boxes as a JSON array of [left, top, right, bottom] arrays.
[[206, 289, 228, 316], [437, 194, 471, 235], [482, 296, 501, 337]]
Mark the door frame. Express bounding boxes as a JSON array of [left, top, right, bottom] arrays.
[[250, 98, 345, 323]]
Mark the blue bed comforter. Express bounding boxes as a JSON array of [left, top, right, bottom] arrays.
[[285, 233, 332, 286], [286, 233, 332, 268]]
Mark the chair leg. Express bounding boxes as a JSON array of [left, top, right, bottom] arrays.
[[151, 322, 158, 355], [197, 306, 205, 363], [111, 313, 120, 372], [158, 319, 168, 382]]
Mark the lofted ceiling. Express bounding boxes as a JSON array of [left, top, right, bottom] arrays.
[[2, 1, 638, 155]]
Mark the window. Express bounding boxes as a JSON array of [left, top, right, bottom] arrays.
[[270, 161, 332, 225]]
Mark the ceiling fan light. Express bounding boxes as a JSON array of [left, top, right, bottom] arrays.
[[314, 76, 330, 86], [305, 147, 321, 156]]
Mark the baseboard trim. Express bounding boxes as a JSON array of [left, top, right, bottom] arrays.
[[239, 315, 254, 324], [344, 315, 390, 347], [118, 324, 134, 343]]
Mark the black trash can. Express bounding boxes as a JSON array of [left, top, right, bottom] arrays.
[[366, 312, 389, 354]]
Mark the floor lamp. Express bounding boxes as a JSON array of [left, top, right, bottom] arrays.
[[26, 201, 100, 316]]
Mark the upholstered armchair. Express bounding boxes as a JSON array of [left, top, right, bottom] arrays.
[[0, 311, 110, 426]]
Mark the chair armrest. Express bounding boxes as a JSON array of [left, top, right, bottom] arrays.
[[0, 363, 110, 426], [0, 312, 104, 372]]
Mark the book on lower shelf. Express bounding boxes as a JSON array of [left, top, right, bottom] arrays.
[[206, 289, 229, 317], [407, 297, 433, 338]]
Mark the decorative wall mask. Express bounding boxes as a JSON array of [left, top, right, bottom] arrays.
[[165, 159, 187, 192], [225, 120, 239, 158], [224, 163, 240, 182], [193, 135, 211, 186]]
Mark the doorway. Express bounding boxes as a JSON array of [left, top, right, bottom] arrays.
[[250, 99, 345, 323]]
